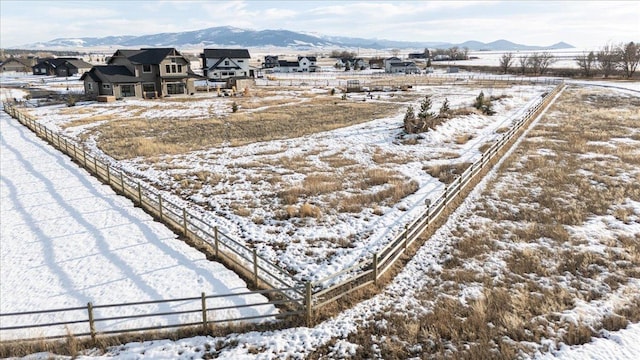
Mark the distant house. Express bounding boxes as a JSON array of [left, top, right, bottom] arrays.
[[263, 55, 279, 68], [369, 58, 384, 69], [383, 57, 402, 72], [0, 57, 36, 73], [384, 57, 420, 74], [297, 56, 318, 72], [81, 48, 200, 99], [275, 60, 300, 73], [201, 48, 252, 80], [32, 58, 93, 77]]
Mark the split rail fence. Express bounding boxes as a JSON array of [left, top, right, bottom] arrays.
[[0, 79, 564, 342]]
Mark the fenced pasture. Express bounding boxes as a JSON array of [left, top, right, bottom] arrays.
[[1, 78, 563, 344]]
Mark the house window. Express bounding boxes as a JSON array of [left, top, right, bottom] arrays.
[[224, 60, 229, 66], [87, 83, 93, 90], [121, 84, 135, 97], [177, 64, 182, 73], [143, 83, 155, 92], [166, 64, 171, 73], [143, 64, 151, 73], [167, 83, 185, 95], [238, 60, 244, 63], [102, 84, 111, 89], [171, 64, 176, 73]]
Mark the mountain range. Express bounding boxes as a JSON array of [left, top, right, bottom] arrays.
[[19, 26, 573, 51]]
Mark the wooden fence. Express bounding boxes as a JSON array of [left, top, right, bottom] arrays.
[[0, 79, 564, 341], [256, 73, 562, 88], [0, 288, 302, 342]]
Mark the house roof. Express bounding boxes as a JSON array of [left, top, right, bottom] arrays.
[[110, 48, 183, 65], [80, 65, 138, 83], [202, 49, 251, 59], [33, 57, 92, 70], [277, 60, 299, 67], [207, 58, 242, 70], [1, 57, 34, 67], [298, 56, 317, 61], [390, 61, 418, 68]]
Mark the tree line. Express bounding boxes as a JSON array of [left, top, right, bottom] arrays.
[[498, 41, 639, 78]]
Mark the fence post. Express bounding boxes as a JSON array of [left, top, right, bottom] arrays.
[[253, 249, 259, 286], [83, 146, 87, 168], [404, 224, 409, 250], [137, 182, 142, 204], [106, 164, 111, 184], [120, 172, 125, 194], [305, 281, 313, 327], [201, 292, 208, 330], [373, 253, 378, 285], [183, 209, 188, 237], [158, 194, 163, 221], [87, 302, 96, 341], [94, 157, 98, 175], [214, 226, 219, 258]]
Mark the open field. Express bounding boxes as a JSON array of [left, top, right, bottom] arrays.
[[2, 71, 640, 359], [302, 85, 640, 359], [13, 81, 636, 360], [27, 77, 554, 283]]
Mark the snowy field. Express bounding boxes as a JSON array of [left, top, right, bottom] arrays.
[[22, 77, 557, 285], [2, 73, 639, 358], [0, 105, 278, 341], [3, 81, 637, 359]]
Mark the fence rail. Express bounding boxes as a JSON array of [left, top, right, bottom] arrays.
[[1, 78, 564, 342], [0, 288, 302, 342]]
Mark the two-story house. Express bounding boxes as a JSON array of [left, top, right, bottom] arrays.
[[271, 56, 318, 73], [81, 48, 199, 99], [263, 55, 279, 69], [384, 57, 420, 74], [297, 56, 318, 72], [201, 48, 252, 80]]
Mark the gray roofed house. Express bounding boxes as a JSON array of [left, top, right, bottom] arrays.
[[82, 48, 202, 99], [1, 57, 36, 73], [32, 57, 93, 77], [201, 48, 252, 80]]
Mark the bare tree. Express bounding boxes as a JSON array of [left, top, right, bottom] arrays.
[[597, 43, 618, 78], [461, 47, 469, 60], [499, 52, 514, 74], [575, 51, 597, 77], [527, 54, 541, 75], [616, 41, 640, 79], [538, 52, 556, 75], [518, 55, 529, 75], [527, 52, 555, 75]]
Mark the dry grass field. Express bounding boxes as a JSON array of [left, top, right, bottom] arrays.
[[69, 88, 406, 159], [307, 86, 640, 358]]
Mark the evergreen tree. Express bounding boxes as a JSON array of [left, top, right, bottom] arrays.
[[439, 98, 450, 118], [403, 105, 416, 133]]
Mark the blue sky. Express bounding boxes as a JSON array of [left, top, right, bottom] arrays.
[[1, 0, 638, 49]]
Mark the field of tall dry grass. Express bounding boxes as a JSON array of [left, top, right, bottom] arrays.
[[307, 86, 640, 358]]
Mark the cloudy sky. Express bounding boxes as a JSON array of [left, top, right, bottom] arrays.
[[1, 0, 638, 49]]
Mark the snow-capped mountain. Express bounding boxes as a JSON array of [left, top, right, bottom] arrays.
[[18, 26, 573, 51]]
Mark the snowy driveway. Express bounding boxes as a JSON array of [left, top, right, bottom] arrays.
[[0, 109, 277, 340]]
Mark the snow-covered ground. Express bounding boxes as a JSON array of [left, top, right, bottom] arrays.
[[0, 106, 278, 341], [2, 76, 638, 359], [23, 78, 557, 285]]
